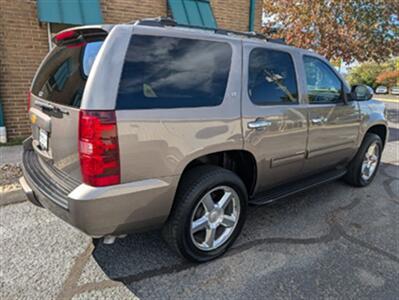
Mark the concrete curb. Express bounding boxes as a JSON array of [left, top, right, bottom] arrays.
[[0, 187, 26, 206]]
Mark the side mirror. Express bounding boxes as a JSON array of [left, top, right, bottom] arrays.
[[351, 84, 373, 101]]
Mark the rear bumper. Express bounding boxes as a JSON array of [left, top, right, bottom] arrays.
[[21, 138, 178, 237]]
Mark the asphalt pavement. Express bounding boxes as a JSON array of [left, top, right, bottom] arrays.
[[1, 101, 398, 299]]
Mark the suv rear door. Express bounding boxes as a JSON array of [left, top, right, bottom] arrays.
[[242, 43, 308, 192], [29, 28, 108, 180]]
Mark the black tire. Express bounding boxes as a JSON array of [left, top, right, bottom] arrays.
[[344, 133, 383, 187], [92, 237, 101, 247], [162, 165, 248, 262]]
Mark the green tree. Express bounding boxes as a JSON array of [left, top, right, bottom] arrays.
[[346, 58, 397, 88], [347, 63, 383, 88], [263, 0, 399, 63], [376, 70, 399, 87]]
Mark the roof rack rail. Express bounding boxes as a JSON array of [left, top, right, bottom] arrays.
[[132, 17, 286, 45], [132, 16, 177, 27]]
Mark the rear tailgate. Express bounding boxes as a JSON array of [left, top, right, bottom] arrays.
[[29, 27, 109, 181]]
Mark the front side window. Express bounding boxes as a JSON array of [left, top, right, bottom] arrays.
[[117, 35, 232, 109], [303, 56, 343, 104], [248, 48, 298, 105]]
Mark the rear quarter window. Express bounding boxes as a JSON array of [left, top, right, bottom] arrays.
[[116, 35, 232, 109], [32, 41, 104, 108]]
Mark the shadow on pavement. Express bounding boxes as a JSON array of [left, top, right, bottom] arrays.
[[387, 105, 399, 142], [388, 127, 399, 142], [90, 161, 398, 298], [387, 107, 399, 124]]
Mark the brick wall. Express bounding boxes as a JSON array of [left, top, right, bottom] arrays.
[[211, 0, 263, 32], [101, 0, 167, 23], [100, 0, 263, 31], [0, 0, 263, 139], [0, 0, 49, 138], [254, 0, 263, 32]]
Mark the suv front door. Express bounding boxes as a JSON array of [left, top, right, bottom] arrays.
[[302, 55, 361, 175], [242, 45, 308, 193]]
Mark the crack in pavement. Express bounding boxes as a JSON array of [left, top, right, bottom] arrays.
[[380, 162, 399, 204], [326, 196, 399, 263], [383, 178, 399, 204], [73, 232, 339, 295], [57, 243, 94, 300], [57, 166, 399, 298], [73, 279, 123, 296], [340, 229, 399, 264], [76, 194, 398, 296]]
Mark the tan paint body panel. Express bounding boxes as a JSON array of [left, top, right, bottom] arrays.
[[29, 97, 81, 179], [22, 160, 179, 236], [117, 28, 243, 183], [303, 102, 361, 175], [242, 42, 308, 192]]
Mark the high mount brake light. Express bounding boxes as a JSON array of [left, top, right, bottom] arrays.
[[79, 110, 120, 187], [53, 29, 107, 47], [55, 30, 78, 42]]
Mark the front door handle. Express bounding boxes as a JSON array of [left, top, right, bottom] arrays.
[[311, 117, 327, 125], [248, 119, 272, 130]]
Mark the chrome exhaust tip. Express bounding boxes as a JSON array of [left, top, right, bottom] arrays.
[[102, 234, 127, 245]]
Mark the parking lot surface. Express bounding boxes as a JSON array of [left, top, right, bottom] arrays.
[[1, 101, 398, 299]]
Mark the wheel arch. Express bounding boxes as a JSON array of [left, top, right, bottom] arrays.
[[357, 100, 389, 149], [364, 124, 388, 148], [177, 150, 258, 197]]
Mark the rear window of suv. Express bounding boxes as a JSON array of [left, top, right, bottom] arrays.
[[117, 35, 232, 109], [31, 41, 104, 108]]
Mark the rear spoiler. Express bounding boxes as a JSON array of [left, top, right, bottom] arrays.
[[53, 25, 112, 47]]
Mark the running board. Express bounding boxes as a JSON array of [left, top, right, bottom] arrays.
[[249, 169, 347, 206]]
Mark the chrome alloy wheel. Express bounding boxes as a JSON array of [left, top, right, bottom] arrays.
[[190, 186, 241, 251], [361, 142, 380, 181]]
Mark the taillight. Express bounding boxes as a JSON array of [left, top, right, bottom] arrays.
[[79, 110, 120, 187]]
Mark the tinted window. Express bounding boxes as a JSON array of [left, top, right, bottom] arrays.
[[248, 48, 298, 105], [117, 35, 232, 109], [32, 41, 104, 108], [303, 56, 343, 104]]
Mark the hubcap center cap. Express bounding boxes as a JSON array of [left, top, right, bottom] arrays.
[[209, 209, 223, 224]]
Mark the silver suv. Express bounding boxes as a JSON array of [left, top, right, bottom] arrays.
[[21, 18, 388, 262]]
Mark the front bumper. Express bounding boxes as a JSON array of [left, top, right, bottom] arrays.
[[20, 138, 178, 237]]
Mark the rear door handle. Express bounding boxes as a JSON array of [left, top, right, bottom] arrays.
[[248, 119, 272, 130]]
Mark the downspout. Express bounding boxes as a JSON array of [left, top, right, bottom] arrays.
[[47, 23, 53, 51], [0, 99, 6, 143], [248, 0, 256, 31]]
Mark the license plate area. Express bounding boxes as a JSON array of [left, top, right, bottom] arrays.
[[39, 128, 48, 151]]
